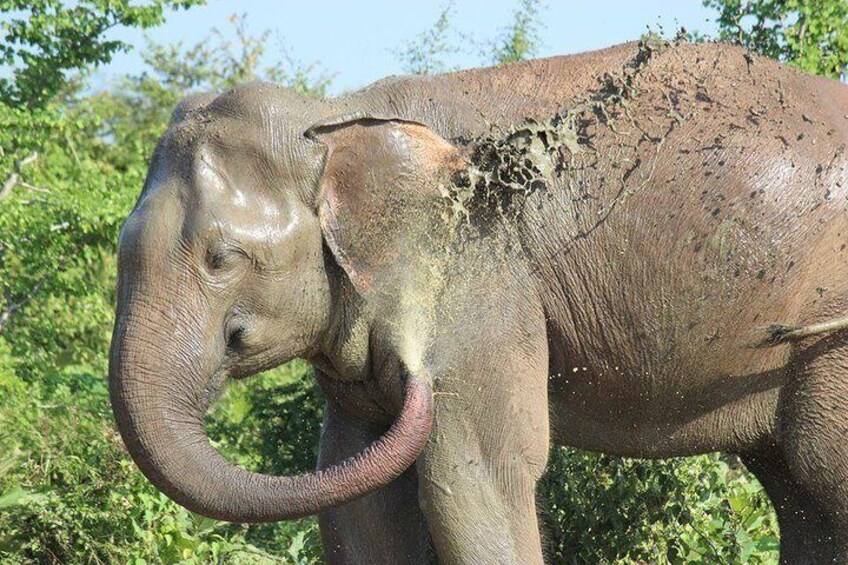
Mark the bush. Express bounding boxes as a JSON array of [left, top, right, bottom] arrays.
[[540, 450, 779, 563], [0, 358, 323, 564]]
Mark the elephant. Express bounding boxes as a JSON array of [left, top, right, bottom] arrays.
[[109, 38, 848, 564]]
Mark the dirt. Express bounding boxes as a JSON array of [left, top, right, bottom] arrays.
[[440, 35, 676, 240]]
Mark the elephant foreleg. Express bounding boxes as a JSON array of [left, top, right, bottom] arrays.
[[317, 399, 434, 564], [416, 356, 550, 564]]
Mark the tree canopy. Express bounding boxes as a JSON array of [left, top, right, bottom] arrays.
[[705, 0, 848, 78]]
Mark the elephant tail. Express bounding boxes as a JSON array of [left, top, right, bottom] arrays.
[[753, 315, 848, 348]]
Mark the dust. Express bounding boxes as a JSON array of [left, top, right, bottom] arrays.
[[396, 270, 443, 374]]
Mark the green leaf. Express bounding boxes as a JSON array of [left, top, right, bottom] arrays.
[[0, 486, 27, 509]]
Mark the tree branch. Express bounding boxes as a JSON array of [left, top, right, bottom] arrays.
[[0, 152, 39, 200]]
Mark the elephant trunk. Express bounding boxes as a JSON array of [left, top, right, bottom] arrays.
[[108, 314, 433, 523]]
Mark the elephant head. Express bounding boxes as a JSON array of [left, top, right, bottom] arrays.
[[108, 83, 466, 522]]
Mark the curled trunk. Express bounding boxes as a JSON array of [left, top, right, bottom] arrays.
[[109, 321, 433, 523]]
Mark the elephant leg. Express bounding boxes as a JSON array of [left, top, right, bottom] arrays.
[[753, 339, 848, 564], [317, 400, 433, 564], [416, 355, 550, 564], [741, 447, 838, 564]]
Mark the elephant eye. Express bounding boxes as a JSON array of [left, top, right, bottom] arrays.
[[206, 244, 253, 273], [227, 326, 246, 351], [206, 249, 227, 270]]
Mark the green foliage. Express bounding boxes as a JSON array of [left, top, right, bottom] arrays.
[[0, 360, 322, 563], [0, 109, 136, 388], [397, 3, 461, 75], [0, 0, 205, 109], [541, 451, 779, 563], [704, 0, 848, 78], [488, 0, 544, 64], [208, 360, 324, 476], [135, 13, 334, 97], [396, 0, 545, 75]]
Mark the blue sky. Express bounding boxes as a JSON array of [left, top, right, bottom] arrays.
[[79, 1, 717, 96]]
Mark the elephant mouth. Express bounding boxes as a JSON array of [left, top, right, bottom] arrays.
[[199, 349, 273, 412], [223, 349, 288, 382]]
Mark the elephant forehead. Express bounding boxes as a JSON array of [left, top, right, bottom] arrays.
[[189, 145, 288, 213], [188, 168, 304, 261], [198, 201, 302, 247], [190, 196, 298, 251]]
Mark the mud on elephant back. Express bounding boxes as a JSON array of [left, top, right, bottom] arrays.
[[109, 37, 848, 564]]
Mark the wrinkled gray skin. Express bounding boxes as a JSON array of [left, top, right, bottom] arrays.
[[110, 41, 848, 564]]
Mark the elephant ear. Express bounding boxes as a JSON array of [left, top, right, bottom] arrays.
[[306, 116, 465, 299]]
